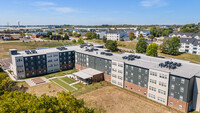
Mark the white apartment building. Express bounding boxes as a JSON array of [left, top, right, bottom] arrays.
[[179, 38, 200, 55], [111, 60, 124, 88], [147, 69, 170, 105], [105, 30, 127, 40]]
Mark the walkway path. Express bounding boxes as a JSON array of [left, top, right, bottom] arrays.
[[69, 81, 80, 86], [59, 78, 78, 90]]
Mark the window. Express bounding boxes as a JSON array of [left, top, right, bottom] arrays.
[[159, 74, 167, 79], [131, 73, 133, 76], [112, 74, 117, 78], [150, 79, 157, 84], [118, 70, 122, 74], [118, 63, 123, 67], [181, 79, 185, 84], [130, 87, 133, 90], [125, 85, 127, 88], [112, 62, 117, 66], [158, 89, 166, 95], [179, 104, 182, 109], [118, 76, 122, 80], [145, 70, 148, 74], [157, 97, 165, 103], [112, 80, 116, 84], [144, 84, 147, 88], [170, 101, 173, 105], [172, 76, 175, 81], [171, 85, 175, 90], [139, 68, 142, 72], [144, 91, 146, 95], [150, 71, 157, 76], [131, 66, 133, 70], [138, 75, 141, 79], [180, 87, 184, 93], [138, 82, 141, 86], [131, 79, 133, 83], [159, 82, 166, 87], [149, 93, 155, 99], [170, 93, 174, 97], [38, 56, 40, 59], [149, 86, 156, 92], [179, 96, 183, 101], [118, 82, 122, 86], [138, 89, 140, 92]]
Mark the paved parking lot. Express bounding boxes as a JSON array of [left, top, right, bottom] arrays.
[[0, 58, 10, 70]]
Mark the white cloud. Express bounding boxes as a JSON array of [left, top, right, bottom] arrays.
[[35, 1, 55, 6], [140, 0, 168, 7], [52, 7, 75, 13]]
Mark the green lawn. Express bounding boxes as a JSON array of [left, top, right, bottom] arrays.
[[52, 79, 75, 92], [73, 83, 84, 89], [61, 77, 76, 84], [43, 68, 76, 79]]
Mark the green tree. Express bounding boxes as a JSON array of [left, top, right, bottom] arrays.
[[105, 40, 117, 52], [146, 43, 158, 57], [19, 32, 25, 37], [72, 39, 76, 44], [167, 37, 181, 55], [103, 36, 107, 43], [0, 72, 16, 96], [64, 34, 69, 40], [78, 37, 84, 44], [46, 31, 52, 37], [136, 37, 147, 53], [58, 29, 63, 34], [73, 31, 81, 37], [0, 91, 94, 113], [129, 32, 135, 41], [120, 38, 124, 41], [139, 34, 144, 38], [86, 32, 92, 39], [159, 39, 169, 54]]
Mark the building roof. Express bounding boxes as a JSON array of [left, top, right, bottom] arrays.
[[81, 68, 103, 76], [73, 71, 92, 79], [11, 44, 200, 79], [180, 38, 200, 46]]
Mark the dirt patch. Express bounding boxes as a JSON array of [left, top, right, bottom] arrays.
[[77, 85, 181, 113], [18, 82, 66, 97]]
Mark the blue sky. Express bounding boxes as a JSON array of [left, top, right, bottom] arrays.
[[0, 0, 200, 25]]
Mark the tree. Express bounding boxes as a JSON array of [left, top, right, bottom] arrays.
[[86, 32, 92, 39], [167, 37, 181, 55], [64, 34, 69, 40], [58, 29, 63, 34], [78, 37, 84, 44], [36, 29, 43, 32], [19, 32, 25, 37], [150, 36, 154, 41], [0, 72, 16, 96], [46, 31, 52, 37], [139, 34, 144, 38], [146, 43, 158, 57], [105, 40, 117, 52], [73, 31, 81, 37], [129, 32, 135, 41], [120, 38, 124, 41], [103, 36, 107, 43], [72, 39, 76, 44], [136, 37, 147, 53], [0, 91, 94, 113], [160, 39, 169, 54]]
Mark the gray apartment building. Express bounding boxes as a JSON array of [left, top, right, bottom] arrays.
[[9, 44, 200, 112]]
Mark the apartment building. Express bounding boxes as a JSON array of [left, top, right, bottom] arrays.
[[179, 38, 200, 55], [9, 46, 75, 79], [105, 30, 127, 40], [169, 33, 200, 39], [10, 44, 200, 112]]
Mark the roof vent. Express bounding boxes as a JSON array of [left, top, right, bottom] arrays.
[[159, 61, 181, 69]]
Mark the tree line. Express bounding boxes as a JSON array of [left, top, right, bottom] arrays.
[[0, 72, 94, 113], [136, 37, 181, 57]]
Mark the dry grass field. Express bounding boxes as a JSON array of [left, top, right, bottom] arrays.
[[77, 85, 181, 113], [18, 82, 65, 97]]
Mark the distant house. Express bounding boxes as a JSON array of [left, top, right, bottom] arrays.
[[133, 30, 150, 38], [179, 38, 200, 55], [105, 30, 127, 41], [32, 32, 47, 38], [169, 32, 200, 40], [96, 31, 106, 39]]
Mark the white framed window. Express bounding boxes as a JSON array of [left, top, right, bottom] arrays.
[[181, 79, 185, 84], [179, 95, 183, 101], [179, 104, 182, 109]]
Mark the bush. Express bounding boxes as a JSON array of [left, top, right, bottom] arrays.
[[105, 40, 117, 52], [72, 39, 76, 44], [146, 43, 158, 57]]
